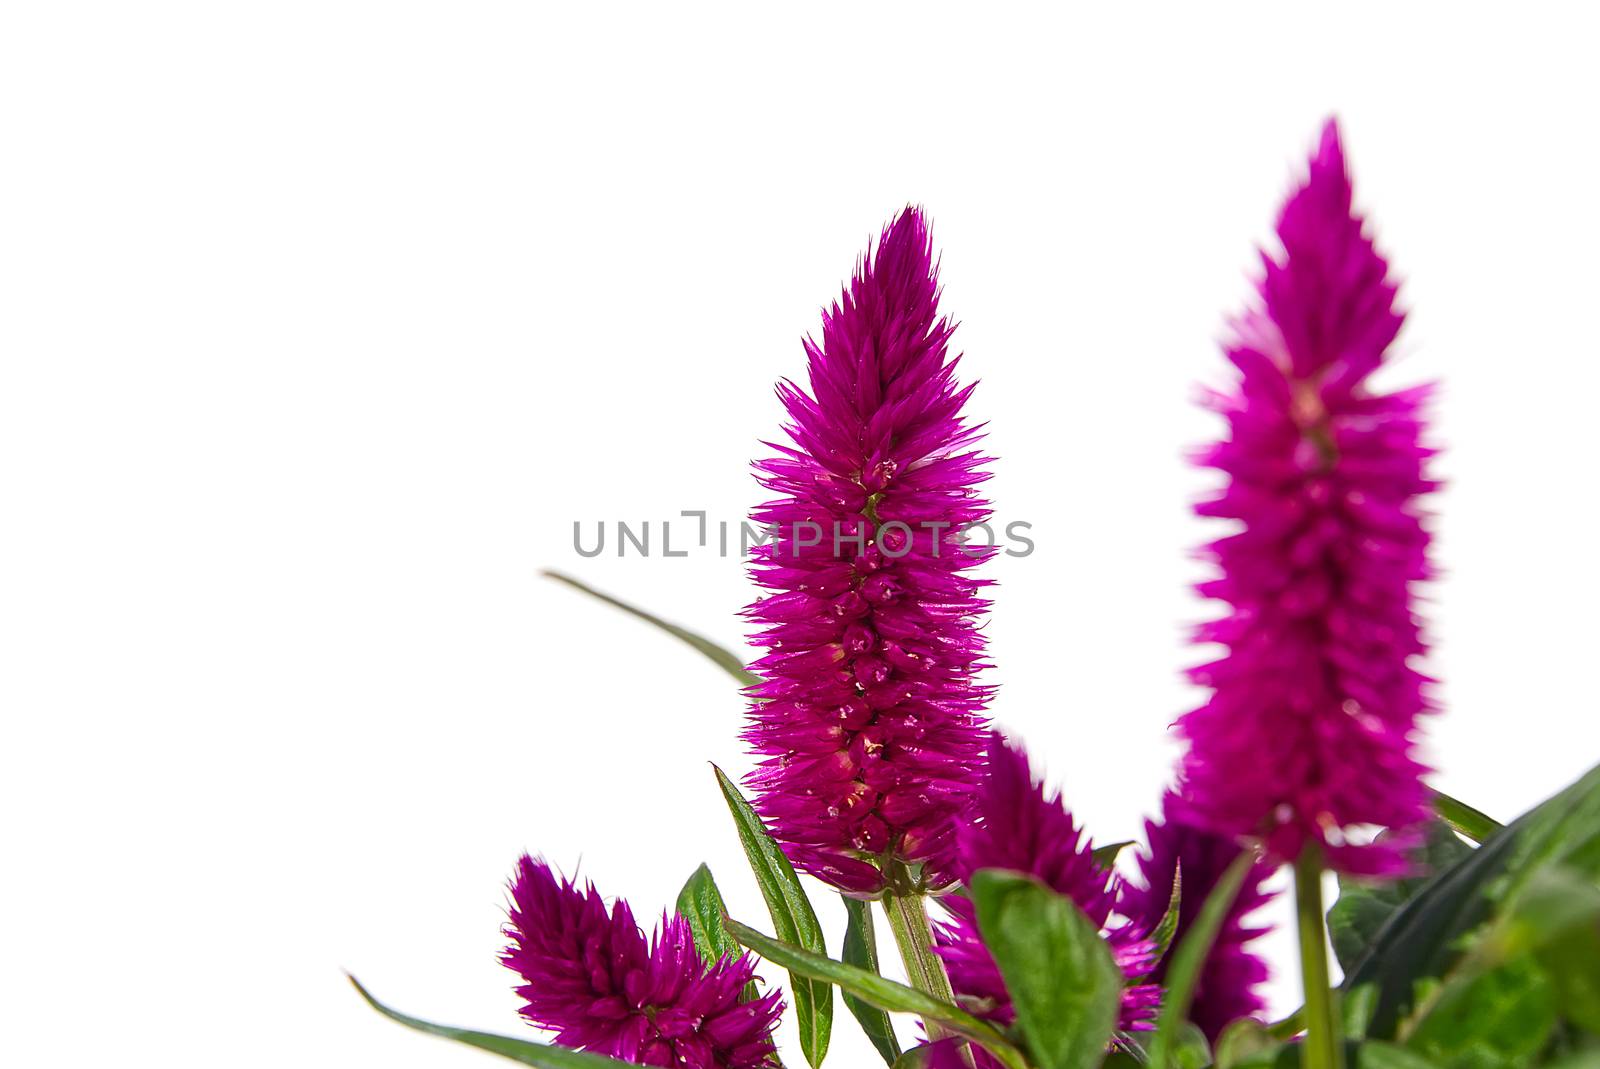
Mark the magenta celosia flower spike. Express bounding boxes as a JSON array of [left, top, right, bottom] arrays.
[[1125, 792, 1275, 1042], [743, 207, 992, 894], [501, 856, 783, 1068], [1175, 119, 1437, 876], [936, 732, 1161, 1053]]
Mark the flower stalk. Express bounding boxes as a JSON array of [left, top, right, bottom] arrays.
[[883, 887, 959, 1022], [1294, 847, 1343, 1069]]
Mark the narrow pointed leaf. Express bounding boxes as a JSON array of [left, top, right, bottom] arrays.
[[1430, 789, 1501, 845], [714, 765, 833, 1068], [543, 570, 758, 686], [1147, 849, 1259, 1069], [1148, 862, 1184, 966], [840, 895, 902, 1064], [349, 974, 634, 1068], [676, 863, 760, 1002], [723, 918, 1027, 1069], [678, 863, 742, 966], [969, 868, 1123, 1069], [1093, 841, 1136, 870]]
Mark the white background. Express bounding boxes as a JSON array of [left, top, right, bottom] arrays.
[[4, 3, 1598, 1066]]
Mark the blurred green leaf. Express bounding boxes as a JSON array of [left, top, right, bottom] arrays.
[[714, 766, 833, 1067], [543, 570, 758, 686], [1213, 1039, 1445, 1069], [1328, 823, 1473, 974], [969, 869, 1123, 1069], [724, 917, 1027, 1069], [1343, 762, 1600, 1040], [1345, 984, 1380, 1040], [1404, 958, 1556, 1069], [1166, 1024, 1212, 1069], [1540, 1052, 1600, 1069], [1538, 917, 1600, 1035], [1093, 841, 1136, 870], [1487, 867, 1600, 965], [348, 974, 635, 1067], [1467, 866, 1600, 1038], [1357, 1042, 1441, 1069], [1496, 766, 1600, 895], [1213, 1019, 1278, 1069], [840, 895, 902, 1065]]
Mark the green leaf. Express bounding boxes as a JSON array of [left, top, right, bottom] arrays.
[[1404, 957, 1556, 1069], [1093, 841, 1137, 869], [714, 765, 833, 1068], [543, 570, 758, 686], [1344, 984, 1380, 1039], [1486, 865, 1600, 966], [1148, 862, 1184, 966], [1537, 912, 1600, 1034], [1458, 866, 1600, 1037], [1163, 1024, 1213, 1069], [723, 918, 1028, 1069], [1431, 790, 1503, 845], [1495, 768, 1600, 898], [348, 974, 635, 1067], [1342, 762, 1600, 1040], [1356, 1042, 1441, 1069], [968, 868, 1124, 1069], [840, 895, 902, 1065], [1148, 849, 1260, 1069], [1213, 1019, 1278, 1069], [1108, 1026, 1209, 1069], [1207, 1038, 1440, 1069], [676, 863, 760, 1002], [1541, 1053, 1600, 1069], [1328, 822, 1473, 974], [677, 863, 742, 965]]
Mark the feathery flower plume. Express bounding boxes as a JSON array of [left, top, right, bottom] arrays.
[[1175, 119, 1437, 876], [743, 207, 992, 894], [936, 732, 1161, 1052], [1125, 792, 1275, 1042], [501, 856, 783, 1068]]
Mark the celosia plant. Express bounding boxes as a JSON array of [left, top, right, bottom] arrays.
[[353, 122, 1600, 1069]]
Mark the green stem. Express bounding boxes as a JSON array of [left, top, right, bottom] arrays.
[[1295, 848, 1344, 1069], [882, 888, 958, 1030]]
